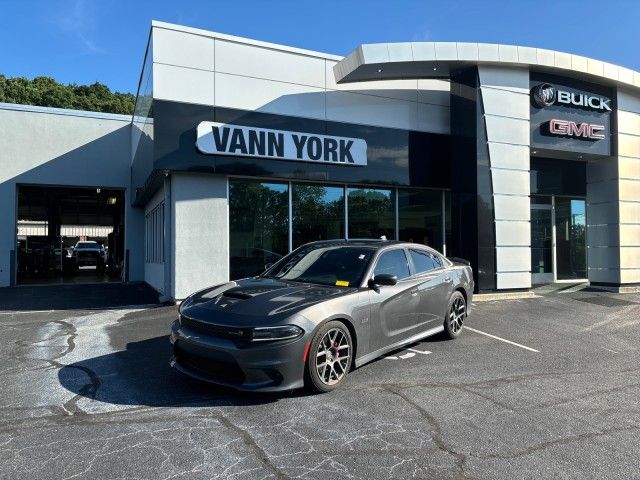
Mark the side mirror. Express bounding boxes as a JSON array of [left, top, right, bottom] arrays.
[[369, 273, 398, 287]]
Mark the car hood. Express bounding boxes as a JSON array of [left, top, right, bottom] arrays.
[[180, 277, 356, 325]]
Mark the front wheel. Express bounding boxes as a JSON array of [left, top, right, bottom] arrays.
[[444, 291, 466, 339], [305, 321, 353, 393]]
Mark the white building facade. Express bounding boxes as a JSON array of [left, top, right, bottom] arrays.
[[2, 21, 640, 298]]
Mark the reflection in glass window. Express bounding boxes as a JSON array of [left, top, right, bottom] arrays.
[[229, 180, 288, 280], [292, 184, 345, 248], [398, 189, 443, 252], [373, 249, 411, 280], [347, 188, 395, 239]]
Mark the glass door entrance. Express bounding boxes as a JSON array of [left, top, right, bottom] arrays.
[[530, 196, 587, 284], [531, 197, 554, 284], [555, 198, 587, 280]]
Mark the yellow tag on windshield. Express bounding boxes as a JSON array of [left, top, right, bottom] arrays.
[[335, 280, 350, 287]]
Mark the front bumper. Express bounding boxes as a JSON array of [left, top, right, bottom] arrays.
[[169, 320, 309, 392]]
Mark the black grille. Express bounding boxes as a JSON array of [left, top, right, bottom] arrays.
[[180, 315, 250, 341], [173, 344, 246, 384]]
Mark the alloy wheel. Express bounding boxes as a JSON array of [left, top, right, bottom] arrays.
[[315, 328, 350, 385], [449, 297, 466, 334]]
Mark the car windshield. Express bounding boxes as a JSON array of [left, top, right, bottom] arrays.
[[265, 245, 375, 287], [76, 243, 98, 249]]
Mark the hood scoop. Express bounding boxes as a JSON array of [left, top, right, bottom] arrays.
[[211, 290, 252, 309], [221, 290, 253, 300]]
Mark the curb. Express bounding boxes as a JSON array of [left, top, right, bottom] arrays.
[[473, 292, 538, 302]]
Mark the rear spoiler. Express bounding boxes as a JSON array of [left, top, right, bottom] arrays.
[[447, 256, 471, 266]]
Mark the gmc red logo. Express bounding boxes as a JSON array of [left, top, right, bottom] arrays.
[[548, 119, 605, 140]]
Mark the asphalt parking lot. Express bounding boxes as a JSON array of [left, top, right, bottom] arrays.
[[0, 284, 639, 479]]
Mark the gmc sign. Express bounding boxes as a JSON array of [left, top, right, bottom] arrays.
[[548, 118, 605, 140]]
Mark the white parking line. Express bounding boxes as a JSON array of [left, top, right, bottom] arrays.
[[385, 347, 432, 360], [464, 326, 540, 353], [407, 348, 432, 355]]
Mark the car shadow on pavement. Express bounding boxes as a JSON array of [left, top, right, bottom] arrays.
[[57, 335, 306, 408], [0, 283, 163, 311]]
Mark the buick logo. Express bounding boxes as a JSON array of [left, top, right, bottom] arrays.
[[532, 83, 556, 108]]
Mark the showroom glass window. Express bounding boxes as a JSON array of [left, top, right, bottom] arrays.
[[292, 184, 345, 248], [229, 180, 289, 280], [398, 188, 444, 252], [347, 187, 395, 239]]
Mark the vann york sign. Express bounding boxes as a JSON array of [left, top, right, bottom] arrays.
[[196, 122, 368, 166]]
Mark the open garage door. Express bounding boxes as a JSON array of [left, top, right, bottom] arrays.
[[16, 185, 125, 285]]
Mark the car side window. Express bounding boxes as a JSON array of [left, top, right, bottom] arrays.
[[409, 249, 441, 274], [373, 249, 411, 280]]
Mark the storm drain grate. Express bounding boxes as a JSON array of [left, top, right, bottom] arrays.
[[574, 296, 639, 307]]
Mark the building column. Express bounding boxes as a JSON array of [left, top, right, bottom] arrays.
[[450, 66, 531, 292], [171, 173, 229, 300], [616, 90, 640, 287], [589, 89, 640, 290], [478, 66, 532, 290]]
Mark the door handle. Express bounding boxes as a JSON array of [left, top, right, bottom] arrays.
[[410, 288, 419, 296], [444, 276, 452, 282]]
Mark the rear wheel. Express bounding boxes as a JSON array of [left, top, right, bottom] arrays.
[[444, 291, 466, 339], [305, 321, 353, 393]]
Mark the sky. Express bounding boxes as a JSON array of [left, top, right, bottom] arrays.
[[0, 0, 638, 94]]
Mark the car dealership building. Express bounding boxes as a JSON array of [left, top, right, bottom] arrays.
[[2, 21, 640, 299]]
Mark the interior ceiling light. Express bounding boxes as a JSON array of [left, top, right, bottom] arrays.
[[377, 68, 383, 73], [433, 66, 438, 71], [107, 197, 117, 205], [96, 188, 101, 194]]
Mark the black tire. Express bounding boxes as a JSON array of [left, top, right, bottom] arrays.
[[305, 321, 353, 393], [444, 291, 466, 340]]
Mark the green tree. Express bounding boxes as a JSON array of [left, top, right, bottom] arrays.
[[0, 75, 135, 114]]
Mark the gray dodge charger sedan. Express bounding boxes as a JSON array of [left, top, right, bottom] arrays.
[[170, 239, 474, 393]]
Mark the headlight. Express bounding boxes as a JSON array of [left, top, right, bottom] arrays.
[[250, 325, 304, 342]]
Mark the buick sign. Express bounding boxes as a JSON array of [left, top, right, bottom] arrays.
[[532, 83, 611, 111], [533, 83, 556, 108], [196, 122, 367, 166]]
